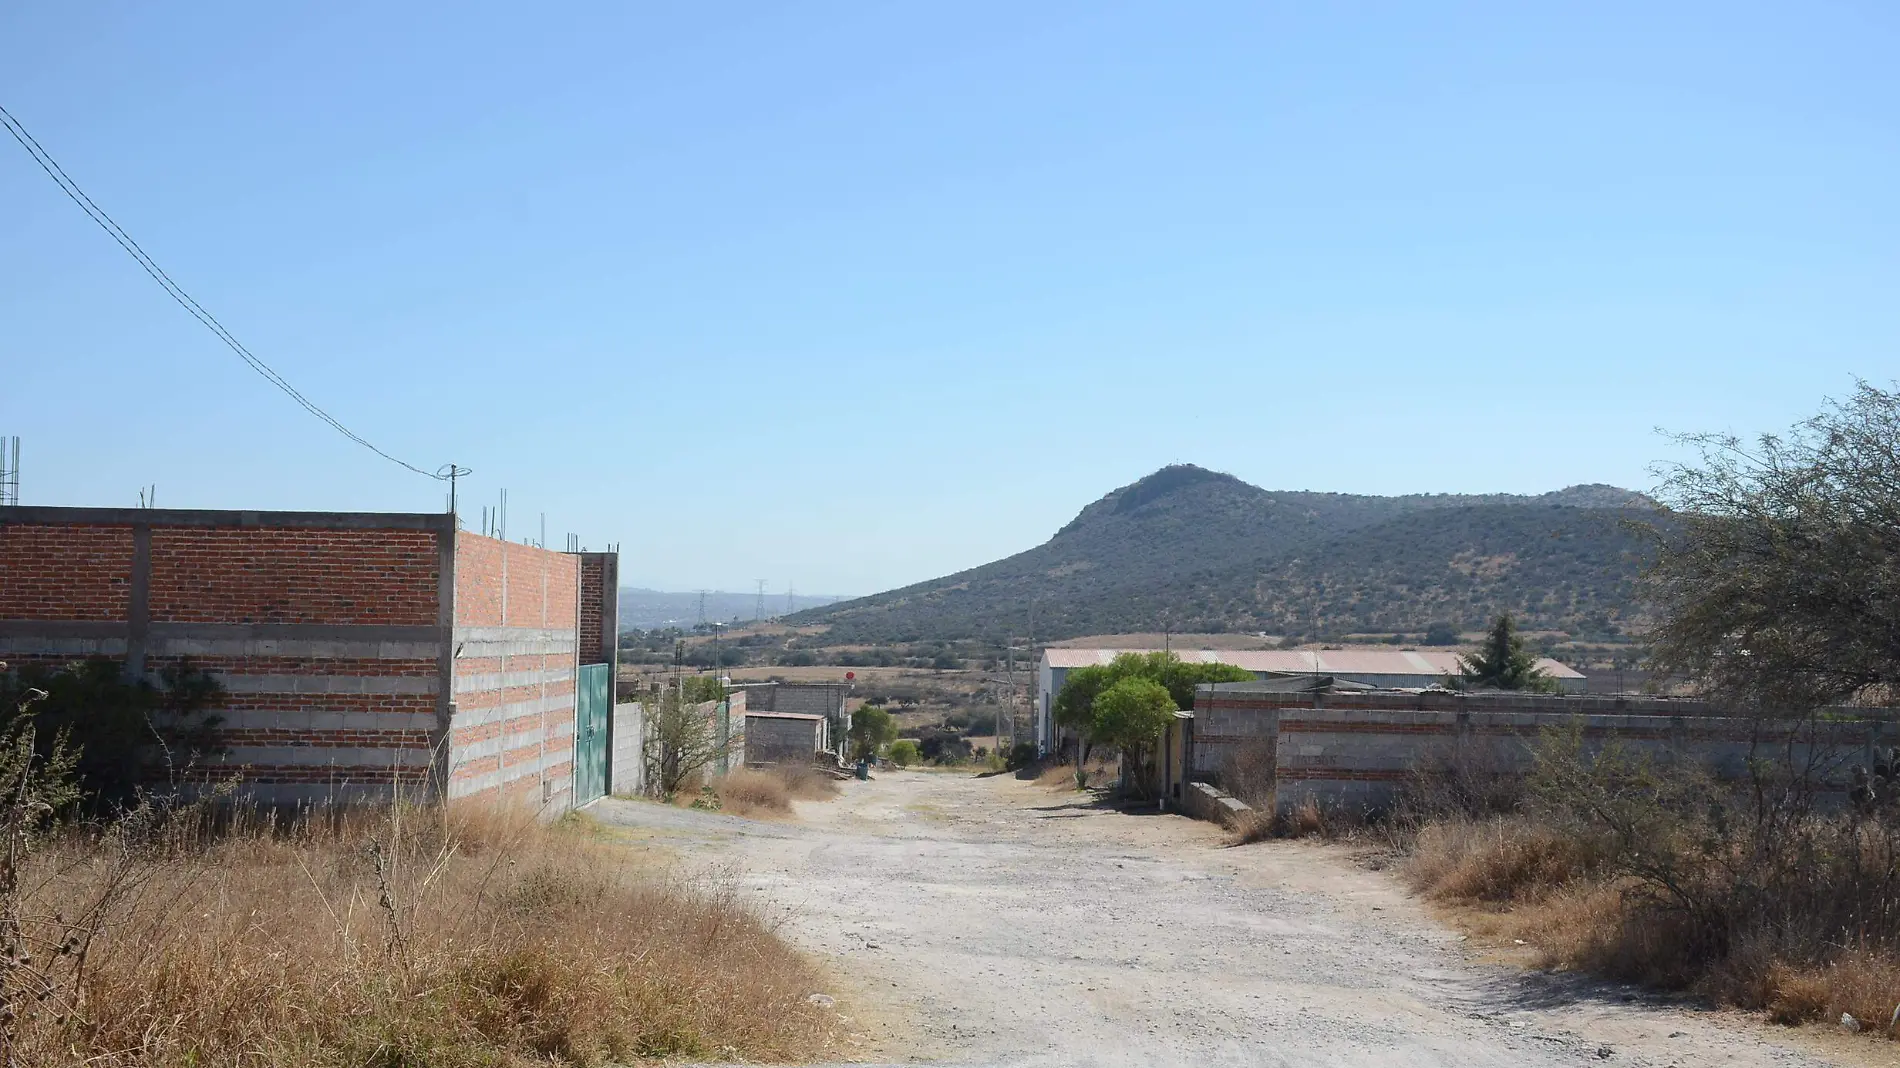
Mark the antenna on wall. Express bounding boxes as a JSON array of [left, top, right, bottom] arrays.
[[0, 435, 18, 506]]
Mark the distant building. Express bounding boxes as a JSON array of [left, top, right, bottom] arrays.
[[743, 711, 828, 767], [1036, 647, 1586, 754], [739, 681, 849, 760]]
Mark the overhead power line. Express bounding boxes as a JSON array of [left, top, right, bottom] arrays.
[[0, 103, 458, 483]]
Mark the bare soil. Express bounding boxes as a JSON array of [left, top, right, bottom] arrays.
[[591, 772, 1883, 1067]]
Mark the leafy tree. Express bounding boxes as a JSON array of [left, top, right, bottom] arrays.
[[644, 686, 738, 798], [887, 739, 920, 767], [1149, 654, 1254, 707], [1090, 678, 1177, 797], [1053, 652, 1251, 737], [1645, 382, 1900, 710], [1423, 621, 1459, 646], [681, 675, 727, 704], [848, 705, 898, 762], [1052, 662, 1120, 736], [1455, 615, 1559, 693]]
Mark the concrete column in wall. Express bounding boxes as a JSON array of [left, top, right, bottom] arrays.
[[123, 523, 151, 682], [433, 527, 457, 802]]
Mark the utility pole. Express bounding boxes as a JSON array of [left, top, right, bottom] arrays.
[[711, 623, 730, 775], [1003, 639, 1015, 751]]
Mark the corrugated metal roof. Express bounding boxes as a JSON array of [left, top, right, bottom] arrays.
[[744, 711, 827, 721], [1041, 647, 1583, 680]]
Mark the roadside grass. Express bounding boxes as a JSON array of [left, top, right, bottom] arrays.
[[1033, 757, 1119, 791], [1396, 806, 1900, 1039], [1227, 733, 1900, 1042], [1034, 764, 1076, 788], [704, 765, 845, 817], [3, 798, 841, 1067]]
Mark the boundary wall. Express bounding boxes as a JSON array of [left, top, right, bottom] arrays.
[[1, 507, 449, 804], [3, 507, 614, 813], [448, 532, 581, 810], [1179, 689, 1894, 815]]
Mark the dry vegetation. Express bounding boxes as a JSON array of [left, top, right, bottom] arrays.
[[0, 797, 840, 1066], [1386, 726, 1900, 1041], [710, 766, 841, 817]]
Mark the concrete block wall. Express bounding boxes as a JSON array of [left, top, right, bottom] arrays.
[[447, 533, 580, 810], [744, 714, 823, 767], [611, 701, 644, 796], [0, 507, 451, 803], [1190, 689, 1894, 816]]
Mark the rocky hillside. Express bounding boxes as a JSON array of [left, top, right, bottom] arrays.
[[792, 465, 1655, 643]]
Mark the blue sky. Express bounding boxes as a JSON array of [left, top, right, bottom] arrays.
[[3, 2, 1895, 595]]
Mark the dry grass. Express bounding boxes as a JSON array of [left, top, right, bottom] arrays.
[[715, 768, 795, 816], [1403, 814, 1900, 1039], [705, 766, 843, 817], [2, 799, 841, 1066], [775, 764, 844, 801], [1034, 763, 1077, 788], [1406, 817, 1606, 903]]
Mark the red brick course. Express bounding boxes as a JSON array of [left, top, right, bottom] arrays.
[[217, 693, 436, 715], [0, 524, 133, 621], [221, 729, 433, 748], [147, 656, 439, 677], [452, 533, 578, 629], [149, 528, 438, 625]]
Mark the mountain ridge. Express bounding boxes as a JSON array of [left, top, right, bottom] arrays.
[[790, 465, 1654, 643]]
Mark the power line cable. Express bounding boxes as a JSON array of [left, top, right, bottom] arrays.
[[0, 103, 458, 482]]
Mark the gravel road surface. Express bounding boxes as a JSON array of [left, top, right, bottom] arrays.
[[591, 771, 1874, 1068]]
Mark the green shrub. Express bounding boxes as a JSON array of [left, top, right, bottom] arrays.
[[886, 740, 920, 767]]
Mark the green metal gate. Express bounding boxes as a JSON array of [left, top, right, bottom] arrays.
[[574, 663, 611, 806]]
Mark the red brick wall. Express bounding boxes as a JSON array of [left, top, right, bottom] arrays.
[[449, 533, 581, 809], [1, 510, 450, 804], [0, 523, 133, 621], [452, 533, 578, 629], [149, 528, 438, 625], [578, 556, 606, 665]]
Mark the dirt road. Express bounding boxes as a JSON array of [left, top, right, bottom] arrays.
[[592, 771, 1872, 1067]]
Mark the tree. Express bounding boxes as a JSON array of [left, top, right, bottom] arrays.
[[1456, 615, 1559, 693], [1645, 381, 1900, 710], [1053, 652, 1251, 740], [887, 739, 920, 767], [681, 675, 727, 704], [1089, 677, 1177, 797], [645, 686, 737, 798], [848, 705, 897, 762], [1423, 621, 1459, 646]]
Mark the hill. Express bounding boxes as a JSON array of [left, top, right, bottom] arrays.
[[791, 465, 1655, 643]]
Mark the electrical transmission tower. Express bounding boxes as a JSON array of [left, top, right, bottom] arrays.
[[785, 584, 795, 616], [755, 579, 767, 622], [696, 590, 708, 628]]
